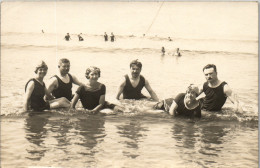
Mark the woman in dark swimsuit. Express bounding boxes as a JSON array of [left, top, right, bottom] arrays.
[[71, 66, 106, 114]]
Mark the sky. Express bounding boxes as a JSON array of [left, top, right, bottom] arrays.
[[1, 1, 258, 40]]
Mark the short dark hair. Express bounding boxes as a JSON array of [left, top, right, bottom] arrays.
[[203, 64, 217, 73], [130, 59, 142, 69], [85, 66, 101, 79], [59, 58, 70, 66]]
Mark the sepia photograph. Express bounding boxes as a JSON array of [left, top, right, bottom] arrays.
[[1, 1, 258, 167]]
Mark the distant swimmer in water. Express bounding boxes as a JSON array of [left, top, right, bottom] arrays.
[[197, 64, 243, 113], [110, 32, 115, 42], [173, 48, 181, 57], [154, 84, 201, 118], [168, 37, 172, 41], [64, 33, 71, 41], [78, 33, 84, 41], [116, 59, 159, 101], [24, 61, 71, 112], [161, 47, 165, 55], [104, 32, 108, 41]]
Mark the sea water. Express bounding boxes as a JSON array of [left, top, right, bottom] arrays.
[[1, 32, 258, 167]]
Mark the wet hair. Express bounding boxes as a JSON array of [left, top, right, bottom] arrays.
[[203, 64, 217, 73], [186, 84, 199, 96], [58, 58, 70, 66], [85, 66, 101, 79], [130, 59, 142, 69], [35, 60, 48, 74]]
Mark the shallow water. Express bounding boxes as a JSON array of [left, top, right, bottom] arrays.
[[1, 33, 258, 167]]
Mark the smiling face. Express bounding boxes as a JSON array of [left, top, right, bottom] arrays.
[[36, 67, 47, 78], [130, 64, 141, 78], [203, 67, 218, 83], [88, 70, 100, 82], [59, 62, 70, 75]]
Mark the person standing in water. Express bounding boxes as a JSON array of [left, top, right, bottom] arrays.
[[161, 47, 165, 55], [104, 32, 108, 42], [78, 33, 84, 41], [110, 32, 115, 42], [173, 48, 181, 56], [64, 33, 71, 41], [116, 59, 159, 101], [24, 61, 70, 112]]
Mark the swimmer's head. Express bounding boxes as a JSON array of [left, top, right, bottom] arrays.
[[85, 66, 101, 79], [130, 59, 142, 69], [203, 64, 218, 82], [186, 84, 199, 97], [203, 64, 217, 73], [184, 84, 200, 109], [34, 60, 48, 74]]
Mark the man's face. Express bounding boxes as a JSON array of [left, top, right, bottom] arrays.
[[59, 62, 70, 74], [203, 68, 217, 82], [130, 64, 141, 78]]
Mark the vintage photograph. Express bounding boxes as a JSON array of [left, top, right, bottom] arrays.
[[1, 1, 258, 167]]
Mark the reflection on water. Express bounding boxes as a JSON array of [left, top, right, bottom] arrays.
[[75, 116, 106, 155], [25, 114, 49, 161], [116, 118, 148, 158]]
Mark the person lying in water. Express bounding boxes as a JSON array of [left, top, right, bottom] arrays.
[[154, 84, 201, 118], [24, 61, 70, 112], [71, 66, 123, 114]]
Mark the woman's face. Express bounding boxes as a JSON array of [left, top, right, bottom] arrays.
[[88, 70, 99, 81], [36, 67, 47, 78], [185, 90, 197, 100]]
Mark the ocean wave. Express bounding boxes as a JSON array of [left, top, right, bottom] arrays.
[[1, 43, 256, 56]]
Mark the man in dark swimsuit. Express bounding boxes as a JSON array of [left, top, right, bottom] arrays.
[[64, 33, 71, 41], [197, 64, 243, 112], [110, 32, 115, 42], [104, 32, 108, 41], [116, 59, 159, 101], [47, 58, 82, 101]]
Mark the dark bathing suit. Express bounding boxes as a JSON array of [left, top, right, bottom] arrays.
[[123, 75, 147, 100], [155, 93, 201, 117], [65, 35, 70, 41], [111, 35, 114, 42], [25, 79, 50, 111], [202, 81, 227, 111], [52, 74, 73, 101], [104, 35, 108, 41], [76, 84, 106, 110]]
